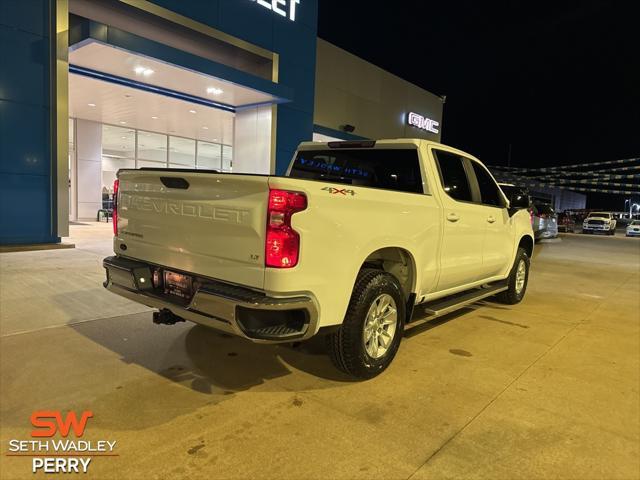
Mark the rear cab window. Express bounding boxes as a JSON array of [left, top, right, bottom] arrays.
[[289, 148, 424, 194]]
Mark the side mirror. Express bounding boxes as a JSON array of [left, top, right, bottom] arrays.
[[509, 194, 530, 210], [508, 194, 531, 216]]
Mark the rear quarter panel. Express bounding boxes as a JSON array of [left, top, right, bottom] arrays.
[[265, 175, 440, 332]]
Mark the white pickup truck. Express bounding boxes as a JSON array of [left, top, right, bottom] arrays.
[[582, 212, 617, 235], [103, 139, 534, 378]]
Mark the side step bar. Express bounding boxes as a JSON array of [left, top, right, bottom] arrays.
[[410, 282, 508, 323]]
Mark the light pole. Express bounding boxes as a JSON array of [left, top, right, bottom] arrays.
[[624, 199, 630, 217]]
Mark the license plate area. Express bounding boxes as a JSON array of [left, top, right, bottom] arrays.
[[164, 271, 193, 299]]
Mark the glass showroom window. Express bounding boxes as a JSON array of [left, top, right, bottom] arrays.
[[196, 141, 222, 170], [169, 136, 196, 169], [137, 130, 168, 169], [102, 125, 135, 198], [222, 145, 233, 172], [69, 118, 76, 220]]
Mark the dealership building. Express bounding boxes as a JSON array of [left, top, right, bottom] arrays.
[[0, 0, 444, 245]]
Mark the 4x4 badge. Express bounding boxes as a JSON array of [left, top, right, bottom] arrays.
[[322, 187, 356, 196]]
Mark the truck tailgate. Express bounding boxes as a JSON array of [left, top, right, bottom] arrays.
[[115, 170, 269, 290]]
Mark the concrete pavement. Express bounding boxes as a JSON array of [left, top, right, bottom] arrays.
[[1, 224, 639, 479]]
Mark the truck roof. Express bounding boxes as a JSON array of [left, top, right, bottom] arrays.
[[297, 139, 482, 163]]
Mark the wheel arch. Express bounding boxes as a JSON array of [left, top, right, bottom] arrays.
[[359, 247, 416, 301], [518, 235, 534, 258]]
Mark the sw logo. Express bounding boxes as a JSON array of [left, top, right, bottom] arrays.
[[7, 410, 117, 474], [31, 410, 93, 437], [322, 187, 356, 196]]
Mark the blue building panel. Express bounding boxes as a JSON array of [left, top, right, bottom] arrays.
[[0, 0, 54, 245], [0, 173, 57, 244], [0, 100, 50, 177], [148, 0, 220, 28], [272, 19, 317, 74], [0, 0, 48, 37], [0, 25, 50, 109], [217, 0, 275, 51]]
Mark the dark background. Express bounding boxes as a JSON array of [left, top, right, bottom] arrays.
[[317, 1, 639, 209]]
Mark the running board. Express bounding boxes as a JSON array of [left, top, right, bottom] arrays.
[[414, 283, 508, 321]]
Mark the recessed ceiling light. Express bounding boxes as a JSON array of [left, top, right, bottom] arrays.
[[134, 66, 154, 76], [87, 103, 96, 107], [151, 116, 158, 119], [207, 87, 223, 95], [121, 136, 127, 139], [202, 126, 209, 130], [119, 121, 127, 125], [189, 110, 197, 114]]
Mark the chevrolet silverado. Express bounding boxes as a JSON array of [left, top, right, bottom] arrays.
[[103, 139, 534, 378]]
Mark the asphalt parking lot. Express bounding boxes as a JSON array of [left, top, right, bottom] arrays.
[[1, 223, 639, 480]]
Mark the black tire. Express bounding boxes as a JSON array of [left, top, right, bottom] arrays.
[[609, 229, 615, 236], [326, 269, 406, 379], [496, 247, 530, 305]]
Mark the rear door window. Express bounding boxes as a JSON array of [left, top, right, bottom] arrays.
[[470, 161, 505, 207], [289, 148, 423, 194], [433, 150, 473, 202]]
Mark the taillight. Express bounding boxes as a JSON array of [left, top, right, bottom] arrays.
[[266, 189, 307, 268], [112, 179, 119, 236]]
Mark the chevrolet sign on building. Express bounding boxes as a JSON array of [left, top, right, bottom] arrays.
[[250, 0, 301, 21]]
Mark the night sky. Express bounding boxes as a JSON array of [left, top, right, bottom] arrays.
[[318, 1, 639, 209]]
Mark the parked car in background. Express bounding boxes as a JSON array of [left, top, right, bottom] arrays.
[[557, 212, 577, 233], [626, 220, 640, 237], [582, 212, 617, 235], [532, 202, 558, 240]]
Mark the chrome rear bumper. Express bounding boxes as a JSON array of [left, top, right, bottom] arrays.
[[103, 256, 318, 343]]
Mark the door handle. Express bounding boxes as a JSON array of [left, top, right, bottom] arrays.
[[447, 213, 460, 223], [487, 216, 496, 224]]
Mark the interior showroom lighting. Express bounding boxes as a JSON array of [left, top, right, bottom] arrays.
[[207, 87, 223, 95], [134, 66, 154, 76]]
